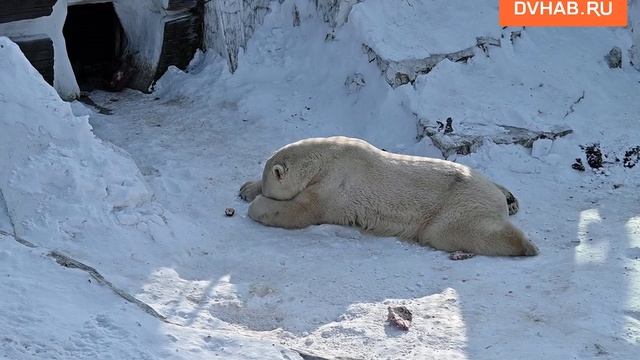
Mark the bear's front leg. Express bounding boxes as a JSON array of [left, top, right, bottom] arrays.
[[248, 191, 323, 229], [239, 180, 262, 202]]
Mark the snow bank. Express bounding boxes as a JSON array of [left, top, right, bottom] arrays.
[[0, 37, 151, 248], [345, 0, 503, 86], [404, 24, 639, 159], [0, 36, 302, 359], [0, 232, 303, 360], [155, 0, 417, 151], [349, 0, 499, 61]]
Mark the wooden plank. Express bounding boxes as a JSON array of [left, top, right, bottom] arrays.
[[15, 37, 54, 85], [0, 0, 57, 24], [155, 2, 204, 80], [166, 0, 197, 11]]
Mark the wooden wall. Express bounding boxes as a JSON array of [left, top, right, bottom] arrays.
[[1, 0, 206, 92], [166, 0, 198, 11], [0, 0, 57, 24], [15, 37, 55, 85], [155, 1, 204, 79]]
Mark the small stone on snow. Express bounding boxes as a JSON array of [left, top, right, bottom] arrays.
[[387, 306, 412, 331], [449, 251, 476, 261]]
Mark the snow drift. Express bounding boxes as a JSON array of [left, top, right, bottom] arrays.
[[0, 36, 304, 359], [0, 36, 151, 248]]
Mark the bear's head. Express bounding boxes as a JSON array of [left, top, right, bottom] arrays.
[[261, 142, 322, 200]]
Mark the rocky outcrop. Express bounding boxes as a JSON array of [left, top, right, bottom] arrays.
[[363, 36, 500, 87], [314, 0, 362, 27], [205, 0, 273, 72], [417, 117, 573, 158], [344, 0, 506, 87], [204, 0, 365, 73], [605, 46, 623, 69]]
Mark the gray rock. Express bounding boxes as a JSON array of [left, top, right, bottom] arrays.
[[605, 46, 622, 69], [315, 0, 362, 27], [205, 0, 272, 73], [417, 117, 572, 158], [344, 73, 366, 94], [387, 306, 412, 331], [510, 30, 522, 44], [364, 36, 500, 88], [293, 4, 301, 27]]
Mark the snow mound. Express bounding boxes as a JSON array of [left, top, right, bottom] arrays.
[[0, 37, 303, 360], [349, 0, 499, 61], [0, 37, 151, 246], [298, 288, 468, 359]]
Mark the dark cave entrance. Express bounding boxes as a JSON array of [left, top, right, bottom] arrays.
[[63, 2, 126, 91]]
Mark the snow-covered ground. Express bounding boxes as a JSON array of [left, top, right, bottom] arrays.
[[2, 0, 640, 359]]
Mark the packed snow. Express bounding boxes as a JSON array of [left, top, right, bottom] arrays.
[[2, 0, 640, 359], [349, 0, 499, 60]]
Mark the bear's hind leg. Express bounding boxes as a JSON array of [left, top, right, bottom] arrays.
[[420, 217, 538, 257], [475, 220, 539, 256]]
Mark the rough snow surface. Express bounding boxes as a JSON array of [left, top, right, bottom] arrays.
[[3, 0, 640, 358], [404, 25, 636, 146], [349, 0, 499, 61], [0, 233, 302, 359]]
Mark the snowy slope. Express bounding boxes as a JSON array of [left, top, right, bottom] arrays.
[[349, 0, 499, 60], [405, 25, 636, 146], [2, 0, 640, 358], [0, 37, 301, 359], [0, 233, 302, 359]]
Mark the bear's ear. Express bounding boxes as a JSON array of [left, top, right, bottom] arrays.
[[272, 164, 286, 181]]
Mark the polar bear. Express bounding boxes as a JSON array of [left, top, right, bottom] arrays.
[[239, 136, 538, 257]]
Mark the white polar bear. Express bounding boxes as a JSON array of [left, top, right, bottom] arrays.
[[239, 136, 538, 257]]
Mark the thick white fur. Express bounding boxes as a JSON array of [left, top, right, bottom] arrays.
[[240, 136, 538, 256]]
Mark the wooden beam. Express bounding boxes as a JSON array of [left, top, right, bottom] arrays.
[[15, 37, 55, 85], [166, 0, 198, 11], [155, 2, 204, 80], [0, 0, 57, 24]]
